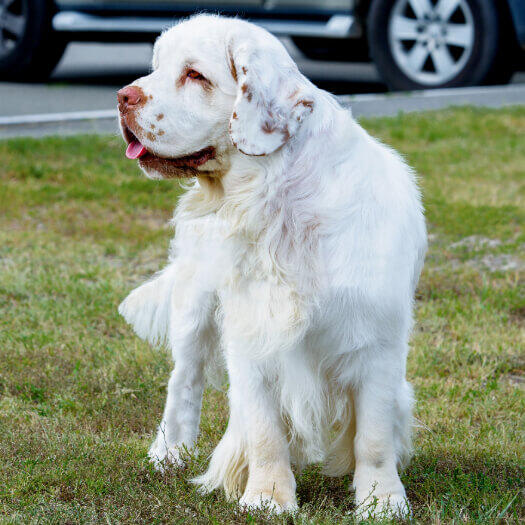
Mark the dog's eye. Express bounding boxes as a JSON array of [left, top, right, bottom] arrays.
[[186, 69, 206, 81]]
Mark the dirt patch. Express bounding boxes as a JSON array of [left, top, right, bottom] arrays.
[[450, 235, 502, 251], [504, 373, 524, 389], [469, 254, 524, 273]]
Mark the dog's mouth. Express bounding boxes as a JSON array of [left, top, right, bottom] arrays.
[[122, 125, 216, 170]]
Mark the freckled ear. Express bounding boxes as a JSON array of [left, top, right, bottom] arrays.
[[228, 43, 314, 156]]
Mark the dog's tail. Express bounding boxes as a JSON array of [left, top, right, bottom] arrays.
[[118, 263, 178, 347], [192, 416, 248, 500], [322, 408, 356, 477]]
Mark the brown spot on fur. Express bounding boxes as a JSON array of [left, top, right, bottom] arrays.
[[242, 66, 247, 74], [158, 130, 165, 136], [228, 48, 238, 82], [150, 123, 155, 129], [232, 112, 238, 120], [149, 94, 153, 100], [146, 131, 156, 142], [156, 114, 164, 121], [262, 121, 275, 134], [296, 99, 314, 110], [241, 83, 253, 102]]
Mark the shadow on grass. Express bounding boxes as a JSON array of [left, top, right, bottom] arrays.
[[295, 452, 522, 521], [406, 453, 523, 520]]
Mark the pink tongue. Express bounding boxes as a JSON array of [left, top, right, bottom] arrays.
[[126, 140, 148, 159]]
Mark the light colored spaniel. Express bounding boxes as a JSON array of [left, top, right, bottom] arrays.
[[117, 14, 427, 519]]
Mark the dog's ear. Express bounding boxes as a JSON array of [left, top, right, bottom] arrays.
[[227, 40, 314, 156]]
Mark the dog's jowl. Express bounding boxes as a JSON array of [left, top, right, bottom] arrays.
[[117, 14, 427, 519]]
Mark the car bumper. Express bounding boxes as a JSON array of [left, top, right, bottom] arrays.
[[52, 11, 362, 40]]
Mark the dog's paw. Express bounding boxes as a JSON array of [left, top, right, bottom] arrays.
[[148, 440, 187, 472], [239, 491, 298, 515], [355, 493, 411, 521]]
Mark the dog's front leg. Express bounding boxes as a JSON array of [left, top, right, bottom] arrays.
[[149, 302, 217, 471], [352, 350, 412, 519], [149, 353, 205, 470], [227, 351, 297, 513]]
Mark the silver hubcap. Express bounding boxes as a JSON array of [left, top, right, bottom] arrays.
[[388, 0, 475, 85], [0, 0, 26, 57]]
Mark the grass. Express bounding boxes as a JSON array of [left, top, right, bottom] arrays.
[[0, 106, 523, 524]]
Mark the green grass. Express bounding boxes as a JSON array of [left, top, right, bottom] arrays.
[[0, 107, 523, 524]]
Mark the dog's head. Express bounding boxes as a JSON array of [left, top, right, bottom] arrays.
[[117, 15, 314, 180]]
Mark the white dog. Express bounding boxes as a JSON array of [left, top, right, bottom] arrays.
[[117, 14, 426, 519]]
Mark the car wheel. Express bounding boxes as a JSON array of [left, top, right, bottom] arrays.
[[0, 0, 67, 81], [367, 0, 514, 90]]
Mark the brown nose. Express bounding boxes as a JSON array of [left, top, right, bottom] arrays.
[[117, 85, 143, 108]]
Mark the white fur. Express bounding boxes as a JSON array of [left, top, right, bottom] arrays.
[[118, 14, 427, 519]]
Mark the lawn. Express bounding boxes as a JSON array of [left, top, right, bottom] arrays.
[[0, 107, 523, 524]]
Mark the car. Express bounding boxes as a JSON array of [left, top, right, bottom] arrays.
[[0, 0, 524, 90]]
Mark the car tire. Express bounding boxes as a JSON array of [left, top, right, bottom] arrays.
[[0, 0, 67, 82], [367, 0, 514, 90]]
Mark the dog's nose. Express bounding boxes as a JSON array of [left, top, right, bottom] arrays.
[[118, 86, 143, 108]]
